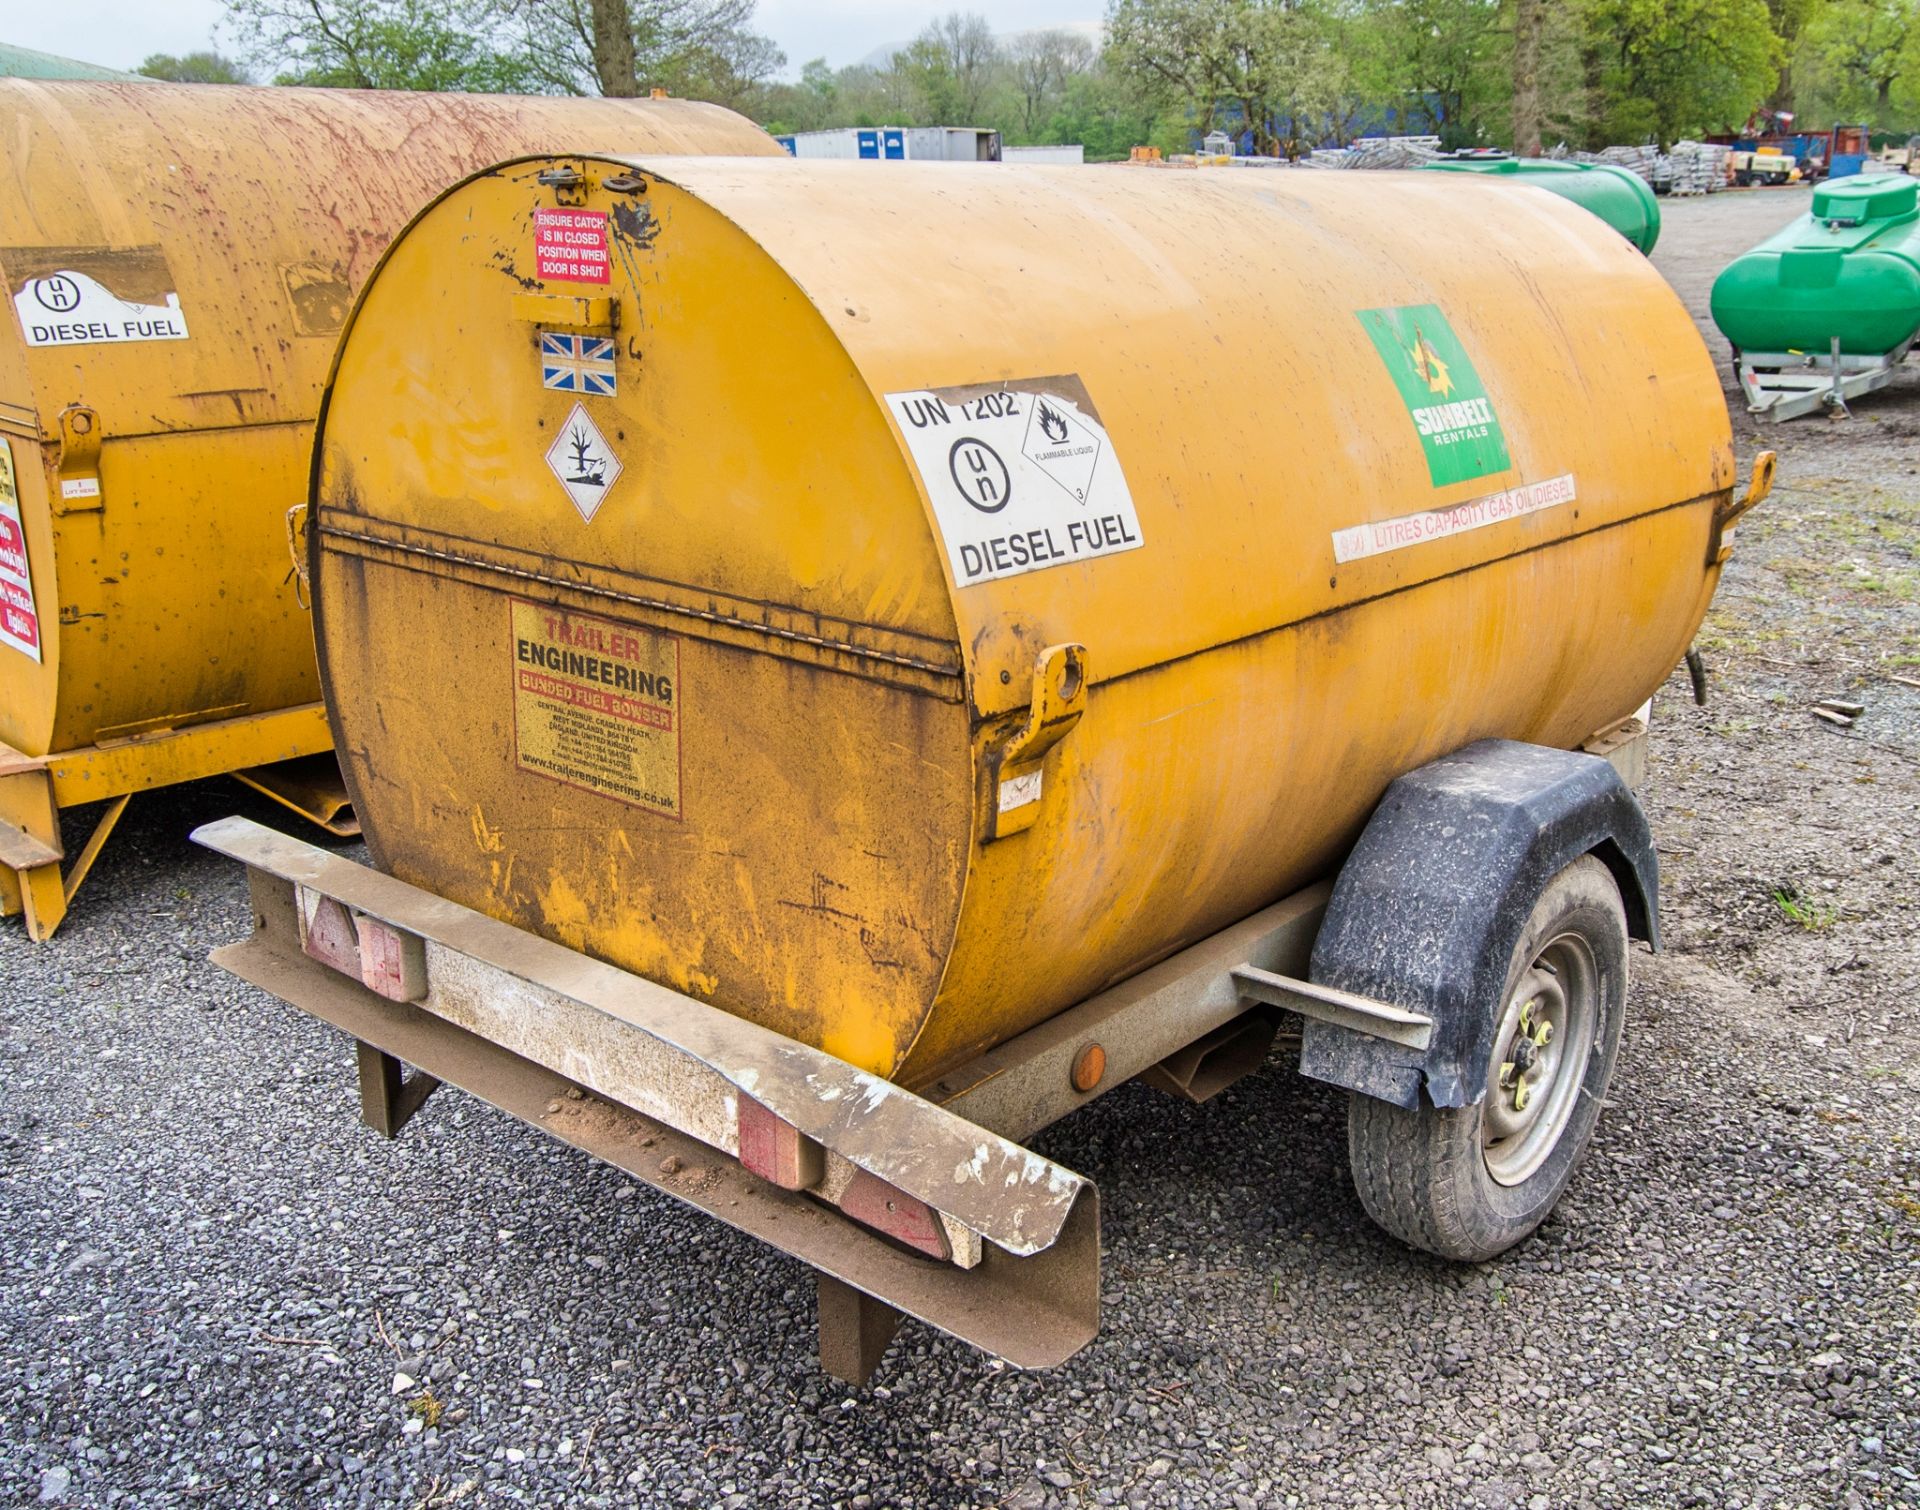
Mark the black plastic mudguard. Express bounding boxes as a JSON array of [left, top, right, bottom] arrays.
[[1298, 739, 1658, 1110]]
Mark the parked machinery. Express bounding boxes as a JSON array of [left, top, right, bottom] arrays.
[[0, 81, 782, 938], [1423, 156, 1662, 252], [201, 156, 1770, 1378], [1713, 174, 1920, 421]]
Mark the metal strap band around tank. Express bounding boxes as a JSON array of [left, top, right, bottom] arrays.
[[315, 517, 965, 686]]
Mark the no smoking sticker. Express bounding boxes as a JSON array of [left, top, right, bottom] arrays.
[[886, 375, 1143, 587]]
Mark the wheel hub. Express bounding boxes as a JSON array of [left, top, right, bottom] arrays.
[[1482, 934, 1596, 1187]]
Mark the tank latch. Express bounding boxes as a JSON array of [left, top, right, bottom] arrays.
[[989, 643, 1087, 841], [1708, 448, 1776, 564], [51, 405, 102, 514], [536, 161, 589, 207]]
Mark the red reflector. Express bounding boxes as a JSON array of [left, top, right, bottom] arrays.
[[839, 1169, 951, 1261]]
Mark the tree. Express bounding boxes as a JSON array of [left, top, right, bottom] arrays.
[[1105, 0, 1347, 155], [1513, 0, 1544, 153], [138, 50, 252, 83], [509, 0, 781, 98], [834, 61, 927, 126], [661, 27, 785, 110], [1797, 0, 1920, 122], [1347, 0, 1504, 146], [1585, 0, 1782, 141], [225, 0, 535, 90], [1234, 2, 1349, 155], [1762, 0, 1821, 113], [1105, 0, 1238, 137], [894, 12, 1001, 124], [1006, 28, 1096, 137], [1044, 64, 1176, 156]]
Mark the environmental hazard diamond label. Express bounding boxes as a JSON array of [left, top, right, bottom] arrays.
[[1357, 303, 1512, 489], [884, 375, 1143, 588], [544, 401, 622, 523], [510, 599, 680, 818]]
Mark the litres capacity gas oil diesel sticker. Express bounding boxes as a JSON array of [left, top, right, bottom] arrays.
[[1331, 473, 1577, 564], [535, 208, 611, 285], [884, 376, 1144, 587], [1357, 304, 1511, 489], [510, 600, 680, 818], [0, 438, 40, 662], [4, 245, 189, 348]]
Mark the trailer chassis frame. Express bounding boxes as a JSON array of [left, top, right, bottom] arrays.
[[192, 722, 1645, 1381], [0, 704, 352, 941], [194, 817, 1365, 1381], [1738, 338, 1913, 423]]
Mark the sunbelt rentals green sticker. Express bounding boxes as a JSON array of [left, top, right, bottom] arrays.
[[1357, 304, 1511, 489]]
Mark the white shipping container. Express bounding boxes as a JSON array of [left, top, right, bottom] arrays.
[[1004, 144, 1086, 165], [777, 126, 1001, 162]]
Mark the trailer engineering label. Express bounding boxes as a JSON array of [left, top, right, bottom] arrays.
[[0, 438, 39, 661], [510, 600, 681, 818], [884, 375, 1144, 587], [1331, 473, 1576, 564], [1357, 304, 1512, 488]]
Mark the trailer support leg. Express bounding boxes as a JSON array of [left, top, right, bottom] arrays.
[[816, 1274, 902, 1386], [355, 1041, 440, 1138], [0, 764, 68, 940]]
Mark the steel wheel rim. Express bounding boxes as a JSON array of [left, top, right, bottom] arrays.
[[1481, 931, 1597, 1187]]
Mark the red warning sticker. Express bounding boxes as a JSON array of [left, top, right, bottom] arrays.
[[535, 207, 611, 285], [0, 438, 41, 662]]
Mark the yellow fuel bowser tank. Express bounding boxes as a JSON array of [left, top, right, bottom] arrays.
[[312, 155, 1737, 1089], [0, 84, 781, 939]]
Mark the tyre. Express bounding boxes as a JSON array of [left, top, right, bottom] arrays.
[[1346, 855, 1629, 1262]]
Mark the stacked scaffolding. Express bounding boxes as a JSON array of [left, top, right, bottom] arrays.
[[1665, 141, 1730, 194]]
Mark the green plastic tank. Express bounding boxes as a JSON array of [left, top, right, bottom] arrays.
[[1422, 157, 1661, 253], [1710, 175, 1920, 356]]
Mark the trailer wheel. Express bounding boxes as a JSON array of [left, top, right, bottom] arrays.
[[1346, 856, 1628, 1262]]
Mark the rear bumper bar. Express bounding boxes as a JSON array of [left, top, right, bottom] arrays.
[[193, 816, 1098, 1373]]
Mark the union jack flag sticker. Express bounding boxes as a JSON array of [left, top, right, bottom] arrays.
[[540, 332, 616, 396]]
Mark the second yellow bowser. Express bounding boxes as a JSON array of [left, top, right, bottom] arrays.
[[311, 155, 1737, 1090], [0, 81, 783, 939]]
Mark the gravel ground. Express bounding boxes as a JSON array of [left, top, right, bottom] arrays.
[[5, 185, 1920, 1510]]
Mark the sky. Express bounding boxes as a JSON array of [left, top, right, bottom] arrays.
[[3, 1, 1104, 78]]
